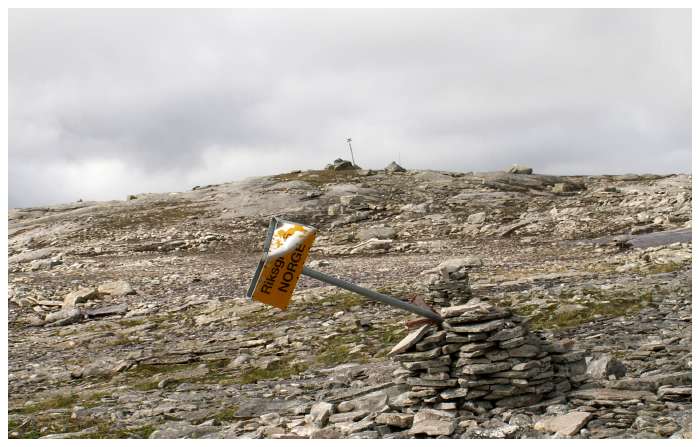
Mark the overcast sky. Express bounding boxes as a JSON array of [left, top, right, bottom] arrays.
[[9, 8, 691, 208]]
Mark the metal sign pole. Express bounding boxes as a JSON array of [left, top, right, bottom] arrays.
[[302, 266, 443, 323], [346, 138, 356, 167]]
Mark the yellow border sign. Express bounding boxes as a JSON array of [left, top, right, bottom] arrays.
[[246, 218, 316, 310]]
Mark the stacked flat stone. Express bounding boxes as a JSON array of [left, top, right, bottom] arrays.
[[389, 301, 586, 415], [421, 259, 476, 307]]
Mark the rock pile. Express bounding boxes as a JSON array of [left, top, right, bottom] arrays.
[[325, 158, 360, 171], [385, 161, 406, 173], [389, 301, 586, 428], [420, 258, 480, 307], [508, 164, 533, 175]]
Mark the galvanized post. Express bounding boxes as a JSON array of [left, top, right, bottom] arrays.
[[302, 266, 443, 323], [346, 137, 357, 167]]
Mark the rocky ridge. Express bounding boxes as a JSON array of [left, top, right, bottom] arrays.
[[7, 167, 691, 438]]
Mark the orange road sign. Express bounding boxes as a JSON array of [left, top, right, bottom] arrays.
[[246, 218, 316, 310]]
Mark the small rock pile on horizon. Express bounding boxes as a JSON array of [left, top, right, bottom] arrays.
[[421, 258, 480, 307]]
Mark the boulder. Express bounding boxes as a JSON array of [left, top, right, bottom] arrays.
[[340, 195, 364, 206], [309, 402, 334, 428], [408, 409, 456, 436], [466, 424, 520, 439], [44, 307, 83, 326], [309, 427, 342, 439], [357, 226, 396, 241], [347, 390, 388, 413], [552, 183, 574, 193], [400, 203, 430, 214], [62, 287, 98, 308], [9, 247, 57, 264], [348, 238, 393, 254], [328, 410, 369, 424], [98, 280, 136, 296], [235, 399, 304, 418], [586, 354, 627, 379], [467, 212, 486, 224], [534, 411, 592, 436], [375, 413, 413, 428], [29, 258, 62, 271]]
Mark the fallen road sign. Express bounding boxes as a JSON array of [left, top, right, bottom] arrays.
[[246, 217, 316, 310], [247, 217, 443, 322]]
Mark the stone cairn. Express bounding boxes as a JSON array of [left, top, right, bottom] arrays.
[[421, 259, 478, 307], [389, 300, 586, 435]]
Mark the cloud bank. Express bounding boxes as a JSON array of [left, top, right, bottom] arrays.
[[9, 9, 691, 208]]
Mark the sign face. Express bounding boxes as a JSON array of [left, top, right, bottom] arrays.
[[246, 217, 316, 310]]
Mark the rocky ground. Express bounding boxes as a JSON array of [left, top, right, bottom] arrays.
[[7, 165, 692, 438]]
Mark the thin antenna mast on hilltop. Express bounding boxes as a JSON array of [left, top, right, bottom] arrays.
[[346, 138, 357, 167]]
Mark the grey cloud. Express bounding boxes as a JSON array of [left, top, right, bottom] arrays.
[[9, 8, 691, 208]]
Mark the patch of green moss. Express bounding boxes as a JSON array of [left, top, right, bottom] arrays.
[[126, 363, 192, 378], [13, 393, 79, 415], [237, 361, 308, 384], [133, 381, 161, 392], [321, 292, 366, 309], [81, 391, 112, 408], [525, 291, 655, 330], [121, 363, 193, 391], [239, 291, 368, 331], [645, 262, 683, 274], [8, 410, 98, 439], [315, 342, 357, 367], [206, 358, 230, 370], [117, 318, 145, 327], [74, 422, 157, 439], [272, 169, 361, 186], [105, 335, 133, 347], [211, 405, 240, 424]]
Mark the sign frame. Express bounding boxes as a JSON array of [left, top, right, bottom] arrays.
[[245, 217, 317, 309]]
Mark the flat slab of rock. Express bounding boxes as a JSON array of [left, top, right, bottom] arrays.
[[375, 413, 413, 428], [495, 393, 542, 408], [568, 388, 656, 402], [392, 346, 442, 362], [84, 303, 128, 318], [348, 390, 389, 413], [607, 371, 691, 392], [408, 409, 456, 436], [534, 411, 593, 436], [443, 319, 505, 333], [235, 399, 303, 418], [462, 362, 512, 375], [389, 325, 431, 356], [43, 307, 83, 326], [440, 302, 498, 319], [657, 386, 692, 400], [328, 410, 368, 424], [334, 418, 374, 435], [325, 382, 394, 404]]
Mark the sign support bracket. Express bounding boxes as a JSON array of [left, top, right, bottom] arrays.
[[301, 266, 443, 323]]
